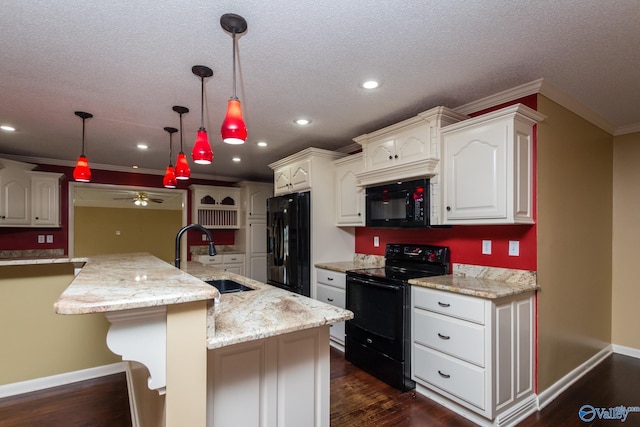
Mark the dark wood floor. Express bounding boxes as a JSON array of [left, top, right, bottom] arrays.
[[330, 349, 640, 426]]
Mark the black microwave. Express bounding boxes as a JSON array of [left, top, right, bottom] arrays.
[[365, 178, 430, 228]]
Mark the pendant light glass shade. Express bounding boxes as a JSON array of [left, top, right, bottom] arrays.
[[192, 128, 213, 164], [220, 14, 248, 145], [163, 126, 178, 188], [163, 165, 177, 188], [191, 65, 214, 165], [175, 152, 191, 179], [73, 111, 93, 182], [221, 99, 247, 144], [173, 106, 191, 179], [73, 155, 91, 182]]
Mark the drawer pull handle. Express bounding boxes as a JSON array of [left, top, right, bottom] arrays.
[[366, 338, 373, 344], [327, 277, 334, 281], [438, 370, 451, 379], [327, 298, 334, 302], [437, 333, 450, 340], [438, 302, 450, 307]]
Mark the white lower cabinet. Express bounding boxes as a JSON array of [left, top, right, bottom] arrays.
[[411, 286, 535, 424], [208, 327, 330, 427], [315, 269, 346, 348], [196, 253, 245, 276]]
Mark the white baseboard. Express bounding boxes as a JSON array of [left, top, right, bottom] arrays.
[[612, 344, 640, 359], [537, 345, 612, 410], [0, 362, 128, 399]]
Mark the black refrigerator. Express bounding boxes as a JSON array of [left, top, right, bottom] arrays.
[[266, 191, 311, 297]]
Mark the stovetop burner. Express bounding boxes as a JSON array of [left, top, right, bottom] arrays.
[[348, 266, 444, 282]]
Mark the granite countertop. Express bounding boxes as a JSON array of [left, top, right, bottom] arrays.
[[409, 266, 539, 299], [184, 262, 353, 349], [53, 253, 219, 314], [0, 256, 86, 266], [315, 254, 386, 273], [49, 253, 352, 350]]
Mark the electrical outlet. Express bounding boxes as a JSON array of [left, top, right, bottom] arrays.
[[202, 234, 208, 241], [37, 235, 45, 244], [46, 235, 53, 243], [373, 236, 380, 247], [509, 240, 520, 256], [482, 240, 492, 255]]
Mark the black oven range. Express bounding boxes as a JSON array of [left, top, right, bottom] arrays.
[[345, 243, 450, 391]]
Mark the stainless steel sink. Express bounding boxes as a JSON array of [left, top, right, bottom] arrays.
[[205, 279, 254, 294]]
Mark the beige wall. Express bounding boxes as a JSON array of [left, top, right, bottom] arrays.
[[612, 131, 640, 349], [536, 96, 613, 391], [0, 263, 120, 384], [75, 206, 182, 264]]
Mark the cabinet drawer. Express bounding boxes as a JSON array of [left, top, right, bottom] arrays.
[[413, 344, 485, 410], [222, 254, 245, 264], [329, 319, 345, 344], [195, 255, 223, 265], [413, 309, 485, 367], [413, 286, 485, 324], [316, 269, 346, 289], [316, 283, 346, 309]]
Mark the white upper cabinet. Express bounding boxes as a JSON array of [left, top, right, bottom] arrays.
[[273, 158, 311, 196], [334, 153, 365, 226], [354, 106, 467, 187], [29, 171, 62, 226], [0, 168, 30, 225], [190, 185, 241, 229], [0, 159, 62, 228], [441, 104, 545, 224]]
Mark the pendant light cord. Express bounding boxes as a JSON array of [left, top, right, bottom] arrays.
[[232, 31, 237, 100], [179, 113, 184, 152], [169, 132, 173, 166], [81, 118, 86, 156], [200, 76, 205, 128]]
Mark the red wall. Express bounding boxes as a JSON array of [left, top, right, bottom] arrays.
[[355, 95, 538, 271], [0, 164, 234, 256]]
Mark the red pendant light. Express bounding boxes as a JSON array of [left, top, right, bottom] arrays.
[[172, 105, 191, 180], [163, 127, 178, 188], [191, 65, 214, 164], [220, 13, 248, 145], [73, 111, 93, 182]]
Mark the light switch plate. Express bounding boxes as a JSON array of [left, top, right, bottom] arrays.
[[509, 240, 520, 256], [37, 235, 45, 244], [374, 236, 380, 247], [482, 240, 492, 255], [46, 235, 53, 243]]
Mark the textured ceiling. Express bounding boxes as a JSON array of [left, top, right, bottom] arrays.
[[1, 0, 639, 182]]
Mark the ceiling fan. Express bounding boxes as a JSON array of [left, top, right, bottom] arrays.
[[113, 191, 164, 206]]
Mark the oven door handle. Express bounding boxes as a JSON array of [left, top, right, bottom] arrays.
[[347, 276, 402, 291]]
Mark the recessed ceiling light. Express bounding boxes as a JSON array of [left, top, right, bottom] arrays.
[[362, 80, 379, 89], [137, 143, 148, 150], [232, 156, 241, 162], [1, 125, 16, 132], [257, 141, 268, 147], [294, 118, 311, 126]]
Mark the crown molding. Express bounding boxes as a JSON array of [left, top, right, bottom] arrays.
[[0, 154, 238, 182], [453, 78, 624, 136]]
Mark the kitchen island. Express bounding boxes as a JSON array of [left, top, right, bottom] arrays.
[[53, 253, 352, 427]]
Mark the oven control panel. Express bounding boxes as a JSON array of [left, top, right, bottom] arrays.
[[385, 244, 449, 264]]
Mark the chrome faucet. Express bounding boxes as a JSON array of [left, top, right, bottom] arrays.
[[175, 224, 216, 268]]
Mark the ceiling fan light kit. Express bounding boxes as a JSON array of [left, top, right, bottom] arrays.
[[73, 111, 93, 182], [220, 13, 248, 145]]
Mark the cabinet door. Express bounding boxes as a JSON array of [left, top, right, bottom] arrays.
[[290, 159, 311, 192], [0, 171, 30, 225], [273, 166, 291, 195], [365, 139, 395, 170], [249, 220, 267, 255], [334, 156, 365, 226], [248, 189, 270, 218], [31, 175, 60, 226], [249, 255, 267, 283], [223, 264, 244, 275], [394, 126, 430, 165], [443, 122, 507, 221], [316, 283, 346, 344]]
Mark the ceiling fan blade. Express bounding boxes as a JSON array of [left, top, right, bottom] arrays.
[[113, 197, 134, 200], [149, 198, 164, 203]]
